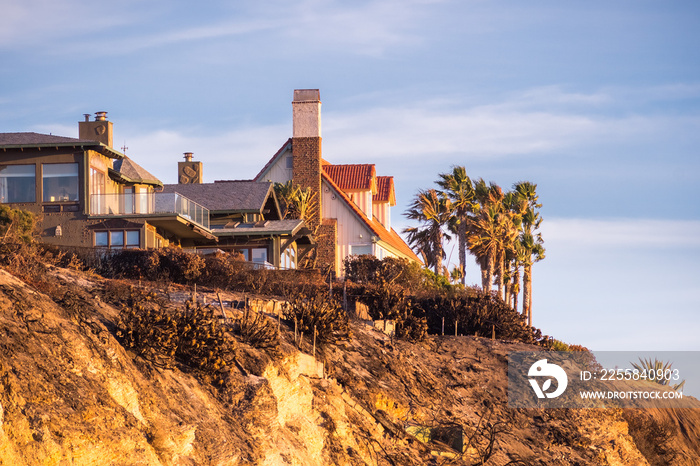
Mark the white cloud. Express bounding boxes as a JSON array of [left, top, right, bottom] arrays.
[[322, 98, 686, 162], [121, 124, 289, 184], [542, 217, 700, 250]]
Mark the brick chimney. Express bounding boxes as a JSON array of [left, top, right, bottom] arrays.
[[79, 111, 113, 148], [291, 89, 336, 274], [178, 152, 203, 184], [291, 89, 322, 230]]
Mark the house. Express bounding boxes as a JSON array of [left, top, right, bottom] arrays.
[[0, 112, 216, 250], [254, 89, 420, 276], [161, 175, 313, 269], [0, 113, 311, 269]]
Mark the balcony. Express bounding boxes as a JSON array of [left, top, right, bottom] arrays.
[[90, 192, 210, 230]]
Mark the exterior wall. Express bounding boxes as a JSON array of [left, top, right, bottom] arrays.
[[372, 201, 391, 229], [258, 147, 293, 183], [0, 148, 92, 247], [346, 189, 373, 219], [321, 180, 372, 274], [373, 243, 399, 261]]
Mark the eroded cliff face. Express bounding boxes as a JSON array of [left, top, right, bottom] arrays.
[[0, 265, 698, 465]]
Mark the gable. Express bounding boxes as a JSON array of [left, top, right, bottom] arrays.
[[254, 139, 293, 183]]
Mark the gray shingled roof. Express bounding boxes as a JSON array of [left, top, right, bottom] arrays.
[[161, 181, 274, 213], [112, 157, 162, 187], [213, 218, 306, 236], [0, 132, 99, 146]]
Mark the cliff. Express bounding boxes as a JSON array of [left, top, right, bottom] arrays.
[[0, 264, 698, 465]]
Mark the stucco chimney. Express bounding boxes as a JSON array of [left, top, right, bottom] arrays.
[[292, 89, 321, 138], [78, 111, 113, 148], [178, 152, 203, 184]]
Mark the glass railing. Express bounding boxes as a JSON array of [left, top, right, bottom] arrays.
[[90, 192, 210, 230]]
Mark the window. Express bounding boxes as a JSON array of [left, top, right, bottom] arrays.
[[286, 156, 293, 169], [234, 247, 270, 265], [351, 245, 372, 256], [0, 164, 36, 203], [90, 167, 105, 213], [95, 231, 109, 247], [43, 163, 79, 202], [281, 244, 297, 270], [123, 187, 134, 214], [94, 230, 140, 249], [251, 248, 267, 263]]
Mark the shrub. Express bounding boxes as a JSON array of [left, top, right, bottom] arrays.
[[343, 255, 433, 292], [233, 307, 279, 350], [282, 287, 349, 344], [357, 279, 427, 342], [0, 205, 36, 243], [116, 293, 236, 385], [419, 291, 543, 344]]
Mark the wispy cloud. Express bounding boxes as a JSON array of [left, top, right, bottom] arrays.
[[3, 0, 440, 58], [542, 217, 700, 250], [323, 90, 698, 162]]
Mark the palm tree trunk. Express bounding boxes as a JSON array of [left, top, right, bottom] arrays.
[[484, 253, 494, 294], [523, 263, 532, 325], [458, 219, 467, 285], [512, 266, 520, 312], [496, 250, 505, 301]]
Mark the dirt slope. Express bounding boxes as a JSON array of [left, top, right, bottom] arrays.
[[0, 265, 698, 465]]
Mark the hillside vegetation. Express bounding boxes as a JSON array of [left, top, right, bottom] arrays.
[[0, 240, 699, 465]]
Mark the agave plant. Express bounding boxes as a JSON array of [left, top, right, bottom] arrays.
[[630, 357, 686, 392]]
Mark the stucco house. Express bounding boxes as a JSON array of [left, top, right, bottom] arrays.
[[0, 112, 215, 250], [254, 89, 420, 276], [0, 113, 311, 269]]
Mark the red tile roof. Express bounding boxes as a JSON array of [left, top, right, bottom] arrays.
[[322, 163, 377, 193], [321, 171, 420, 263], [374, 176, 396, 206]]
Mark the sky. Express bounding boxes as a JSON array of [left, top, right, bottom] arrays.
[[2, 1, 699, 357]]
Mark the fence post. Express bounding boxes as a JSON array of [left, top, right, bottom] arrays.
[[442, 317, 445, 336]]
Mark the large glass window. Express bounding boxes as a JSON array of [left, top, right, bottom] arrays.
[[95, 230, 140, 249], [251, 248, 268, 263], [90, 167, 105, 213], [0, 164, 36, 203], [43, 163, 79, 202], [123, 187, 134, 214]]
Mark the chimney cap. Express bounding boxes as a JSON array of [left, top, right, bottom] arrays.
[[183, 152, 194, 162], [293, 89, 320, 102], [94, 111, 108, 121]]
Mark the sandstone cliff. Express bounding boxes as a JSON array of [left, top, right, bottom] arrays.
[[0, 264, 698, 465]]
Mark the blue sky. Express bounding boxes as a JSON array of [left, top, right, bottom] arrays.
[[2, 1, 699, 353]]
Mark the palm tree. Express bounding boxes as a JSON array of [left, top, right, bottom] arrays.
[[403, 189, 452, 276], [466, 180, 521, 299], [436, 166, 476, 286], [274, 181, 318, 225], [513, 181, 545, 325]]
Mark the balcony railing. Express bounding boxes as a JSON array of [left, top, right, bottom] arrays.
[[90, 192, 210, 230]]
